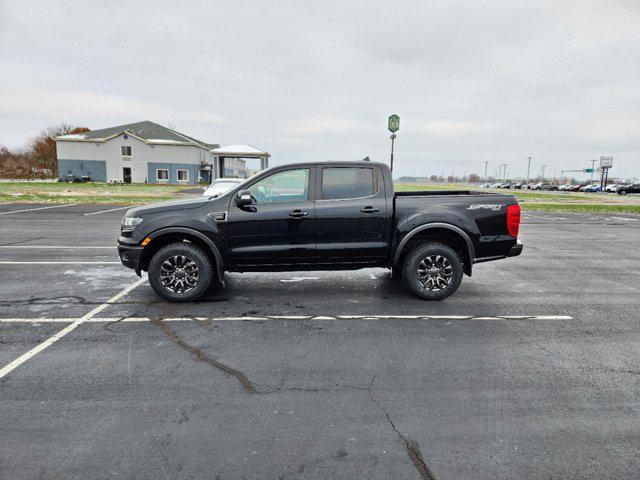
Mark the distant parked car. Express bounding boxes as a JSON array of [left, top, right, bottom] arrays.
[[568, 183, 587, 192], [580, 184, 602, 192], [618, 183, 640, 195], [480, 183, 492, 188], [531, 182, 557, 191], [605, 184, 623, 193], [203, 178, 246, 197], [558, 184, 572, 191]]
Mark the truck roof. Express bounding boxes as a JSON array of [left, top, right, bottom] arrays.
[[267, 161, 390, 170]]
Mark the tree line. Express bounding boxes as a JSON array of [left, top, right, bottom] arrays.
[[0, 125, 89, 179]]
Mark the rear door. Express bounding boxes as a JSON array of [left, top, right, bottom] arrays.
[[227, 167, 316, 266], [314, 165, 389, 264]]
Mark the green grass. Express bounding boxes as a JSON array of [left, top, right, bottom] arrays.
[[0, 181, 196, 204], [394, 183, 456, 192], [0, 193, 179, 205], [521, 203, 640, 214], [0, 181, 188, 194]]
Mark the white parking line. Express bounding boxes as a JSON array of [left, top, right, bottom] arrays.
[[0, 246, 113, 249], [0, 277, 147, 380], [0, 204, 76, 215], [0, 261, 120, 265], [83, 206, 133, 216], [0, 315, 573, 323]]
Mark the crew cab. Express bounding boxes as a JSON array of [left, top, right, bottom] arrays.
[[118, 161, 523, 302]]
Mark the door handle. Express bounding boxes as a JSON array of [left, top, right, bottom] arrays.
[[289, 210, 308, 218], [360, 206, 380, 213]]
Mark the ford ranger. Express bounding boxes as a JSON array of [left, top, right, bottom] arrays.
[[118, 161, 522, 302]]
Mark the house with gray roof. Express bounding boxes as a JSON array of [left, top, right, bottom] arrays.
[[55, 120, 239, 185]]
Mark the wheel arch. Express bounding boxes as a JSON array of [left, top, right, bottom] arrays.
[[140, 227, 224, 282], [393, 223, 475, 276]]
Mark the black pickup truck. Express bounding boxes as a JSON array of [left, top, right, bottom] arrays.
[[118, 161, 522, 302]]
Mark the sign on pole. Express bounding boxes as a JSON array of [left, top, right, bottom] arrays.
[[388, 114, 400, 133], [600, 156, 613, 168]]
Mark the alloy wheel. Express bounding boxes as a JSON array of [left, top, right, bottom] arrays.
[[160, 255, 199, 294], [416, 254, 454, 291]]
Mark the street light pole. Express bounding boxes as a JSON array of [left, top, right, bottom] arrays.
[[526, 156, 533, 185], [541, 165, 547, 180], [590, 159, 596, 181], [390, 133, 396, 173], [484, 161, 489, 181]]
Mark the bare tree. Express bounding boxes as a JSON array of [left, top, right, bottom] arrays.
[[0, 125, 90, 179], [28, 125, 90, 176]]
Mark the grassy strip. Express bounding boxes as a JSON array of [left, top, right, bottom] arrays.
[[0, 194, 178, 205], [521, 203, 640, 214], [0, 181, 191, 196]]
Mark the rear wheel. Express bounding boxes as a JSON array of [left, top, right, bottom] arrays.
[[619, 189, 628, 196], [402, 243, 463, 300], [148, 242, 212, 302]]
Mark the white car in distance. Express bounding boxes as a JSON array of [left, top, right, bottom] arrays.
[[203, 178, 246, 197]]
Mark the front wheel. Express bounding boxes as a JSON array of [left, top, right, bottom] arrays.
[[402, 243, 464, 300], [619, 190, 627, 196], [148, 242, 213, 302]]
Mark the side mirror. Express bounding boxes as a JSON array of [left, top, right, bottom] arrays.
[[235, 189, 253, 207]]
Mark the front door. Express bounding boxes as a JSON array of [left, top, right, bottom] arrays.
[[227, 167, 316, 267], [123, 167, 132, 184], [315, 165, 389, 264]]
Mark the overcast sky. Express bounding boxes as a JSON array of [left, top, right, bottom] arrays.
[[1, 0, 639, 178]]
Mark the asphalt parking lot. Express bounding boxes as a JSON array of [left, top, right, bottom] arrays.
[[1, 203, 639, 479]]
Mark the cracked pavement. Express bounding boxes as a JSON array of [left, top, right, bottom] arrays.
[[1, 204, 640, 479]]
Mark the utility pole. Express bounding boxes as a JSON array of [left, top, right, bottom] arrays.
[[541, 165, 547, 180], [590, 159, 597, 181], [483, 161, 489, 181], [526, 156, 533, 185]]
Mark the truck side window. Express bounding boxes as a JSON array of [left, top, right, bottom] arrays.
[[248, 169, 309, 204], [322, 167, 375, 200]]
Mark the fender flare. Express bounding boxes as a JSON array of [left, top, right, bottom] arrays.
[[392, 222, 476, 273], [148, 227, 224, 282]]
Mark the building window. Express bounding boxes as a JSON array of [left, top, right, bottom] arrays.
[[121, 146, 132, 156], [177, 169, 189, 181], [156, 169, 169, 181]]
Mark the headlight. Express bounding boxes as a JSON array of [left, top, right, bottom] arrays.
[[122, 217, 143, 230]]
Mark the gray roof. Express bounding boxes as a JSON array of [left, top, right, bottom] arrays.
[[57, 120, 219, 150]]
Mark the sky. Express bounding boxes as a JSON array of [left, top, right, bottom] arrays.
[[1, 0, 639, 179]]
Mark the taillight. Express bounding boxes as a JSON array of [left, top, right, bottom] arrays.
[[507, 204, 521, 238]]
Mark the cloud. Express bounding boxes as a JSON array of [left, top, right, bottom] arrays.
[[0, 0, 639, 178]]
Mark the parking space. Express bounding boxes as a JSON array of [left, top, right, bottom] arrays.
[[1, 204, 640, 479]]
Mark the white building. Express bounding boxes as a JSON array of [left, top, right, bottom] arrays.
[[56, 121, 225, 185]]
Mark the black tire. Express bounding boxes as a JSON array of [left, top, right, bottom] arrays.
[[619, 190, 627, 196], [148, 242, 212, 302], [402, 242, 464, 300]]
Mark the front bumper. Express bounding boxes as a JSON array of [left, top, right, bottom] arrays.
[[118, 242, 144, 269], [508, 240, 524, 257]]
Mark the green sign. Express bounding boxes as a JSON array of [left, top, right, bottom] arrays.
[[388, 114, 400, 133], [584, 168, 594, 173]]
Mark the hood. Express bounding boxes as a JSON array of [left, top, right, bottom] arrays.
[[125, 197, 209, 217]]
